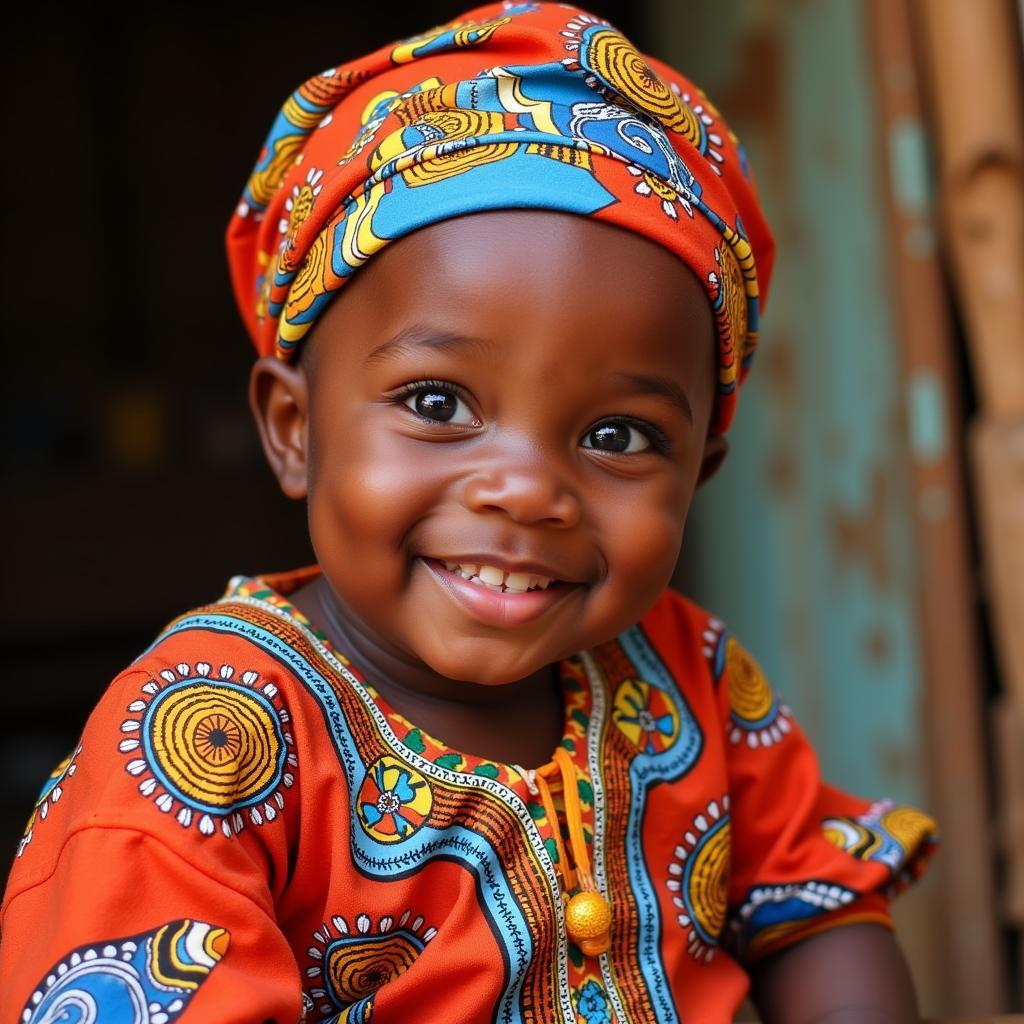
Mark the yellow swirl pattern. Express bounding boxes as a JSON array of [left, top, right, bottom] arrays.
[[149, 920, 230, 992], [688, 822, 730, 940], [719, 245, 749, 356], [246, 133, 305, 209], [583, 29, 691, 135], [370, 106, 517, 189], [404, 142, 518, 187], [822, 817, 882, 860], [881, 806, 937, 852], [725, 637, 774, 724], [148, 682, 283, 809], [390, 17, 511, 64]]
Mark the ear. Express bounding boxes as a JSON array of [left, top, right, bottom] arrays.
[[696, 434, 729, 486], [249, 356, 310, 499]]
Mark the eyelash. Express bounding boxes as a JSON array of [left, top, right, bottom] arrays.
[[393, 379, 473, 415], [593, 416, 673, 455], [391, 381, 672, 454]]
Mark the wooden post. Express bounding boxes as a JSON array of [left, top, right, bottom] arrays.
[[868, 0, 1008, 1010], [914, 0, 1024, 1005]]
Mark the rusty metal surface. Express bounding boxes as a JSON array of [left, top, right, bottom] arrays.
[[649, 0, 1005, 1012]]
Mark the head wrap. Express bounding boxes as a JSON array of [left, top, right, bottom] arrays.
[[226, 2, 774, 434]]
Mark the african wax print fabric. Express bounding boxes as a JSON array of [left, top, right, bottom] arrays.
[[226, 3, 775, 435], [1, 570, 936, 1024]]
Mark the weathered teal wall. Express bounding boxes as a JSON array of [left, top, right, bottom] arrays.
[[652, 1, 927, 808]]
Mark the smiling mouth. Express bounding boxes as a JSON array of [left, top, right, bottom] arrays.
[[440, 560, 557, 594]]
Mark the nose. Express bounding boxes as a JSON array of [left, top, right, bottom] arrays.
[[461, 457, 582, 528]]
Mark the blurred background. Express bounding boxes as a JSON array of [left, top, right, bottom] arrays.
[[2, 0, 1021, 1016]]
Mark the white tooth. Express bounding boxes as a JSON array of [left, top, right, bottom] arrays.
[[478, 566, 505, 586], [481, 581, 504, 592], [457, 568, 474, 580], [505, 572, 531, 593], [463, 563, 479, 576], [538, 578, 552, 589]]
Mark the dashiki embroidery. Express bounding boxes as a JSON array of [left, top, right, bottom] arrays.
[[3, 568, 938, 1023]]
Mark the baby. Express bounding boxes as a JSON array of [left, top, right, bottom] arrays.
[[0, 4, 937, 1022]]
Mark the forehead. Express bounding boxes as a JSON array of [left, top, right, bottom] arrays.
[[308, 210, 715, 387]]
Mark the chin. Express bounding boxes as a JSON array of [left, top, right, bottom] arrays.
[[420, 641, 556, 687]]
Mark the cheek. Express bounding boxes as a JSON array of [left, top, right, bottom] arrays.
[[593, 476, 690, 608], [306, 423, 445, 567], [610, 502, 685, 585]]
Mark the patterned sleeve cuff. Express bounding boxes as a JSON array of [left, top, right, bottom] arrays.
[[735, 889, 892, 962], [728, 800, 939, 963]]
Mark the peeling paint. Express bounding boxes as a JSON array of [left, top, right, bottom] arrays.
[[908, 369, 949, 463]]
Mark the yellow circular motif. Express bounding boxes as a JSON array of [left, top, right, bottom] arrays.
[[583, 29, 692, 136], [881, 806, 937, 852], [395, 109, 515, 189], [718, 247, 749, 348], [687, 820, 730, 940], [146, 681, 285, 813], [284, 228, 330, 306], [404, 142, 518, 187], [326, 932, 422, 1003], [725, 637, 774, 724]]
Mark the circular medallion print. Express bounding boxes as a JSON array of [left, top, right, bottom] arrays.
[[723, 636, 792, 748], [145, 680, 286, 813], [120, 662, 295, 836], [580, 27, 691, 135], [612, 678, 680, 754], [306, 911, 435, 1021], [667, 798, 730, 962], [357, 755, 433, 843]]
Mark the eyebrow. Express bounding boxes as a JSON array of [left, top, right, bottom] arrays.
[[611, 371, 695, 425], [366, 327, 695, 424], [365, 324, 496, 365]]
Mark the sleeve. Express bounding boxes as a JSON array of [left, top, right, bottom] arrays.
[[715, 630, 939, 963], [0, 650, 306, 1024]]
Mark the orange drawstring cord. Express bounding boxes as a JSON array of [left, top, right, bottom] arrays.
[[526, 761, 575, 891], [518, 749, 612, 956]]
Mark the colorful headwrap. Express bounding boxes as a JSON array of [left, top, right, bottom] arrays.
[[226, 2, 775, 434]]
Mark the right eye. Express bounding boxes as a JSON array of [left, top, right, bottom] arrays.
[[402, 383, 477, 425]]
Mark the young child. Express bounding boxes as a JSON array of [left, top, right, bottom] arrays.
[[1, 4, 937, 1022]]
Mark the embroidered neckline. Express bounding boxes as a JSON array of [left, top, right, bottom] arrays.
[[220, 569, 593, 783]]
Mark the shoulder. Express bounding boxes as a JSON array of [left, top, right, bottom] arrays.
[[5, 594, 317, 897], [631, 587, 729, 684]]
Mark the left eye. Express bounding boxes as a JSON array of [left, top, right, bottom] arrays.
[[581, 421, 652, 453], [403, 386, 476, 425]]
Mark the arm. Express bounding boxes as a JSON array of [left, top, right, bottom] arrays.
[[1, 640, 308, 1022], [2, 826, 304, 1023], [749, 922, 919, 1024]]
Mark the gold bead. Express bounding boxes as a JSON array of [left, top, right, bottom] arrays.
[[565, 891, 612, 954]]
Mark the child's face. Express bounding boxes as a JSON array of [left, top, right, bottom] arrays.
[[254, 210, 723, 686]]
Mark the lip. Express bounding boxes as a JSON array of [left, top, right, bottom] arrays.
[[421, 557, 579, 628]]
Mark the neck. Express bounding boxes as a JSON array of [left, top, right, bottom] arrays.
[[289, 574, 565, 764]]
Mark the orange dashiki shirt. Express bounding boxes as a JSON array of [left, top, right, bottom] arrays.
[[1, 568, 937, 1024]]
